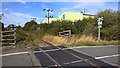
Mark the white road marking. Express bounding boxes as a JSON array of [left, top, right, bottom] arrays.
[[63, 60, 82, 65], [71, 45, 116, 49], [64, 50, 97, 66], [95, 54, 120, 59], [0, 52, 29, 57], [45, 49, 60, 52], [34, 51, 42, 53]]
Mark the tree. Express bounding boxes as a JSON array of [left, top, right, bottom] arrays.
[[97, 9, 119, 40], [74, 19, 87, 34], [82, 17, 97, 36], [23, 20, 38, 31]]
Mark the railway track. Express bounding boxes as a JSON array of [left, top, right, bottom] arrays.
[[34, 40, 119, 68]]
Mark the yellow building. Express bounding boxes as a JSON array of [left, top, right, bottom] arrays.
[[42, 12, 95, 23], [58, 12, 95, 21]]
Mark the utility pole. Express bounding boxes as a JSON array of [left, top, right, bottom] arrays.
[[43, 9, 53, 23], [97, 16, 103, 41]]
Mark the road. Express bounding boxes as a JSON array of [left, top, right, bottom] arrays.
[[1, 41, 120, 68], [72, 45, 119, 66]]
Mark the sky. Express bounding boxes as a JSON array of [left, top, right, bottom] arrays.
[[0, 0, 119, 27]]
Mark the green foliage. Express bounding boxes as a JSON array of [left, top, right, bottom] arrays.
[[16, 27, 27, 43], [23, 20, 38, 31], [82, 17, 97, 36], [16, 27, 45, 46], [34, 29, 46, 39], [74, 19, 87, 34]]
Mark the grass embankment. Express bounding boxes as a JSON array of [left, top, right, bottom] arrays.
[[2, 34, 119, 52], [43, 35, 119, 47]]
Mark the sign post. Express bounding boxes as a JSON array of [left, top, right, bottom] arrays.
[[97, 17, 103, 41]]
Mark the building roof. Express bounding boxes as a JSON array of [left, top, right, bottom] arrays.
[[83, 13, 95, 16]]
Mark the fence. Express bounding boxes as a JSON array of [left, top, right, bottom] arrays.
[[1, 30, 16, 46]]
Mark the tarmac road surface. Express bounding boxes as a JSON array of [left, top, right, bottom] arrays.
[[1, 45, 119, 68]]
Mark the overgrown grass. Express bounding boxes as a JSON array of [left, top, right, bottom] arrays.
[[42, 35, 119, 46], [2, 46, 15, 51], [71, 41, 97, 46], [43, 35, 69, 46], [16, 29, 46, 46], [96, 40, 119, 45]]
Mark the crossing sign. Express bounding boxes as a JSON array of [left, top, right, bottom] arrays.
[[9, 24, 17, 30]]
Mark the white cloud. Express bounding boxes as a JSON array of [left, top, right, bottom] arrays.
[[11, 12, 33, 18], [3, 8, 13, 12], [4, 12, 43, 26], [16, 0, 26, 4], [60, 8, 70, 11], [60, 7, 79, 13], [58, 2, 107, 14], [4, 8, 11, 11], [73, 2, 105, 9]]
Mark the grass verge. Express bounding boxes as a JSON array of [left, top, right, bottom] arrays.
[[43, 35, 119, 47], [71, 40, 119, 47]]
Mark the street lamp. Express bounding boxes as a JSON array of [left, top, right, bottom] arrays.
[[43, 9, 53, 23], [97, 16, 103, 41]]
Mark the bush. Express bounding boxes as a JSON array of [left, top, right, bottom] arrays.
[[16, 27, 27, 43], [23, 20, 38, 31]]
